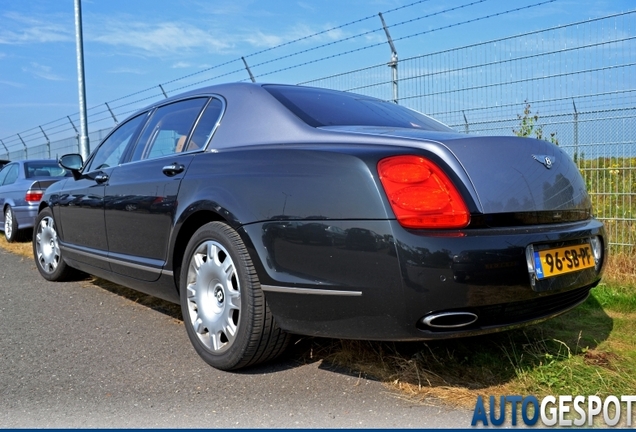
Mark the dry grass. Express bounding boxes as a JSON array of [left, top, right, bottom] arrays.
[[603, 250, 636, 286], [0, 235, 33, 258]]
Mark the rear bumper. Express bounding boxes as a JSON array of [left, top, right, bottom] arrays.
[[12, 204, 39, 230], [242, 218, 606, 341]]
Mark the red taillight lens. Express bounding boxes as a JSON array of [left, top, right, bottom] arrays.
[[378, 155, 470, 229], [25, 190, 44, 203]]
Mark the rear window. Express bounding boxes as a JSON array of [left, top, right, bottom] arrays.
[[264, 85, 452, 132], [25, 162, 71, 178]]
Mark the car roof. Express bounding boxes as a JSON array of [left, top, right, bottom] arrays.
[[111, 82, 460, 152]]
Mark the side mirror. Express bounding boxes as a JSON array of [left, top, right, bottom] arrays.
[[59, 154, 84, 180]]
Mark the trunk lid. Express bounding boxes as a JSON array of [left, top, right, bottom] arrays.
[[321, 126, 591, 217]]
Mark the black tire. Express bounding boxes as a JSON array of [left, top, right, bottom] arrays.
[[4, 206, 23, 242], [32, 207, 76, 281], [180, 221, 290, 370]]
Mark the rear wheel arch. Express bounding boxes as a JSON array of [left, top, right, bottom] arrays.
[[172, 210, 229, 293]]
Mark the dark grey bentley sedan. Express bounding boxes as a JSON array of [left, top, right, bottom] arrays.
[[33, 83, 606, 370]]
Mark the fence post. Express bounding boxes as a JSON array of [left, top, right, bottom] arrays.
[[463, 111, 469, 134], [572, 100, 579, 163], [67, 116, 80, 153], [378, 12, 398, 104], [242, 57, 256, 83], [17, 133, 28, 159], [105, 102, 118, 124], [0, 139, 8, 158], [39, 126, 51, 158]]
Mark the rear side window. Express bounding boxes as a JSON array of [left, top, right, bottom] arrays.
[[264, 85, 452, 132], [25, 162, 71, 178], [131, 98, 208, 162], [188, 98, 223, 151], [0, 165, 11, 185]]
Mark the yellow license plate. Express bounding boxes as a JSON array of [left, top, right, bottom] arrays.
[[534, 244, 594, 279]]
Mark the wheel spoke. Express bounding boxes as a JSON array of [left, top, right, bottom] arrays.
[[210, 331, 223, 351], [208, 243, 218, 263], [186, 283, 197, 299], [194, 317, 206, 334], [223, 321, 237, 339], [193, 252, 205, 272], [227, 289, 241, 309], [222, 259, 233, 274]]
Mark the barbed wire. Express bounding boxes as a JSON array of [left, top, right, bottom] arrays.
[[1, 0, 499, 148], [250, 0, 554, 80], [3, 1, 629, 154]]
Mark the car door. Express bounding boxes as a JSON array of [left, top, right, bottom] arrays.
[[104, 97, 221, 281], [55, 113, 148, 270]]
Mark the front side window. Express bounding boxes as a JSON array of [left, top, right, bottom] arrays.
[[130, 98, 208, 162], [85, 113, 147, 172]]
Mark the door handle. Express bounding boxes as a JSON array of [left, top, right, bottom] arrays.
[[94, 173, 109, 184], [162, 163, 185, 177]]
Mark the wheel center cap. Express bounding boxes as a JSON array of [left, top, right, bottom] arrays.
[[214, 286, 224, 304]]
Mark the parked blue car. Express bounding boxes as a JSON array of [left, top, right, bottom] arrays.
[[0, 159, 72, 242]]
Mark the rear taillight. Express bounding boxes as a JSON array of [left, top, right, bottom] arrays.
[[378, 155, 470, 229], [25, 190, 44, 203]]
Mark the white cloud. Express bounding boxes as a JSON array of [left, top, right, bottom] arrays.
[[172, 61, 192, 69], [243, 31, 285, 48], [297, 2, 317, 13], [108, 67, 146, 75], [0, 12, 72, 44], [0, 79, 24, 88], [241, 22, 359, 50], [22, 62, 65, 81], [92, 21, 231, 57]]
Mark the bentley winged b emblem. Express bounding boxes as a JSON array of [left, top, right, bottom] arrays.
[[532, 154, 555, 169]]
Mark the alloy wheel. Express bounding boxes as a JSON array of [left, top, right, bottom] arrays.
[[185, 240, 241, 353], [35, 216, 60, 273]]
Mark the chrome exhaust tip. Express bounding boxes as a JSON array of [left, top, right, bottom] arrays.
[[422, 311, 478, 329]]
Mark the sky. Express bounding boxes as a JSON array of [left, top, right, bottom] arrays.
[[0, 0, 632, 151]]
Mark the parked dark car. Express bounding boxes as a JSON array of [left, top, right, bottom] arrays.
[[0, 159, 10, 169], [33, 83, 606, 370], [0, 159, 72, 242]]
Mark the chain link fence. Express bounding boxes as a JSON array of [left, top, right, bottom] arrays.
[[2, 10, 635, 252], [301, 11, 636, 253]]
